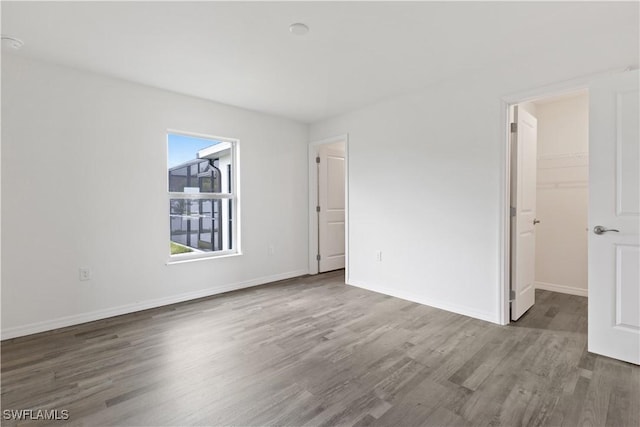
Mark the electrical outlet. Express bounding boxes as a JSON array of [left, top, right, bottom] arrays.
[[375, 251, 382, 262], [79, 268, 91, 281], [268, 244, 275, 256]]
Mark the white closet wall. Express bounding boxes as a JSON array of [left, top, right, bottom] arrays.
[[534, 92, 589, 296]]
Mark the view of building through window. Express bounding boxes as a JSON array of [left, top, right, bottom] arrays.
[[168, 133, 235, 256]]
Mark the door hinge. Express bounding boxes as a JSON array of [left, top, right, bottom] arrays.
[[510, 207, 516, 217], [509, 289, 516, 301], [316, 206, 320, 213], [316, 254, 321, 261], [316, 156, 320, 164], [510, 122, 517, 133]]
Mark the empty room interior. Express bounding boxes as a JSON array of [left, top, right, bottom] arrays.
[[1, 2, 639, 426]]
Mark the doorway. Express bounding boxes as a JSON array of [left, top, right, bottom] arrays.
[[509, 92, 590, 321], [504, 70, 639, 365], [308, 135, 348, 276]]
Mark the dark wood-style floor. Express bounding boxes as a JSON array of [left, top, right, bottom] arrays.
[[1, 271, 638, 426]]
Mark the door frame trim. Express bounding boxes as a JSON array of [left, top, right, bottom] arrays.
[[498, 69, 626, 325], [308, 134, 349, 278]]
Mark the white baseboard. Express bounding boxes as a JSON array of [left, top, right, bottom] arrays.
[[1, 269, 308, 340], [346, 279, 500, 324], [534, 281, 588, 297]]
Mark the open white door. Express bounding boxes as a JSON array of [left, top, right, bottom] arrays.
[[588, 70, 639, 365], [511, 106, 538, 321], [318, 143, 345, 272]]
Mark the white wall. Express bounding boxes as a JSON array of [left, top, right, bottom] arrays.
[[533, 93, 589, 296], [1, 55, 309, 338], [311, 79, 505, 322]]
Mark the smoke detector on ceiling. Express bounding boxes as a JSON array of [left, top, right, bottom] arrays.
[[289, 23, 309, 36], [2, 35, 24, 50]]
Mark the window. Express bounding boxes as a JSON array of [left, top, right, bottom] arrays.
[[167, 132, 238, 260]]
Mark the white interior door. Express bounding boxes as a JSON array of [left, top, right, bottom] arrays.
[[318, 143, 345, 273], [511, 106, 538, 321], [588, 70, 639, 365]]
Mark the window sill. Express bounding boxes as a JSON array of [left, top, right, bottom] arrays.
[[166, 250, 242, 265]]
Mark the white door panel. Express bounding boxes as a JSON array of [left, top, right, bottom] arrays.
[[616, 245, 640, 330], [325, 222, 345, 256], [511, 106, 538, 321], [326, 156, 345, 210], [319, 144, 346, 272], [589, 70, 640, 365]]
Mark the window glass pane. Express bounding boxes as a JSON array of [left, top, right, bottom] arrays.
[[200, 176, 213, 193], [198, 164, 221, 193], [168, 167, 188, 192], [169, 198, 230, 254], [189, 164, 198, 185], [167, 134, 231, 194]]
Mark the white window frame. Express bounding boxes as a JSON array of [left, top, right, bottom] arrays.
[[166, 130, 241, 264]]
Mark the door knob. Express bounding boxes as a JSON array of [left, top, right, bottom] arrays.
[[533, 219, 541, 225], [593, 225, 619, 235]]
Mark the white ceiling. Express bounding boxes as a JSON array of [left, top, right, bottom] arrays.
[[2, 2, 638, 123]]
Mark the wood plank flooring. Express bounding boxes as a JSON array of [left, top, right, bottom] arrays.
[[1, 271, 638, 426]]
